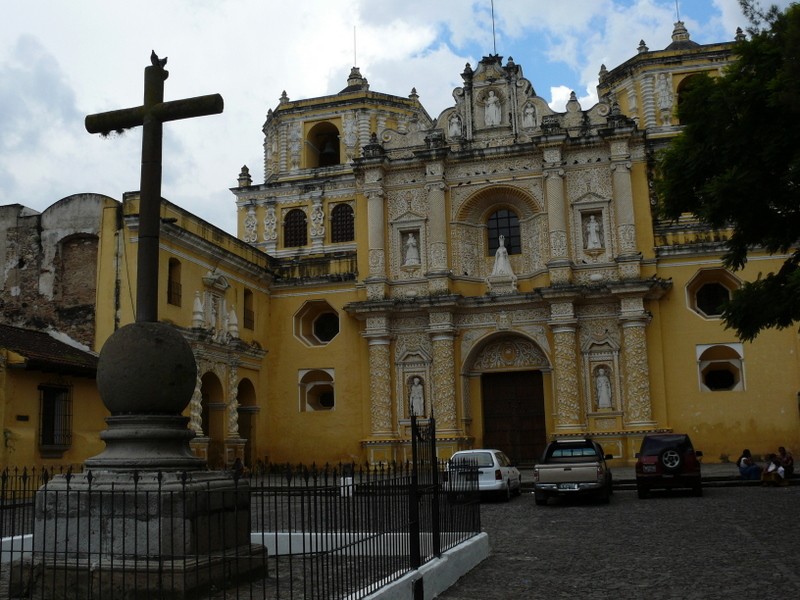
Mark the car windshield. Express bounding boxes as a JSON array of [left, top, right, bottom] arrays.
[[453, 452, 494, 468], [640, 435, 693, 456]]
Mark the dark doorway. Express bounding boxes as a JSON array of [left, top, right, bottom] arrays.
[[481, 370, 546, 464]]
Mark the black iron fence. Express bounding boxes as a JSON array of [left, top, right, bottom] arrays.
[[1, 440, 479, 598]]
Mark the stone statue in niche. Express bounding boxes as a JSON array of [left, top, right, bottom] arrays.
[[403, 232, 421, 266], [448, 113, 462, 137], [522, 103, 536, 128], [409, 376, 425, 416], [485, 90, 501, 126], [656, 73, 674, 125], [584, 214, 603, 250], [491, 235, 514, 276], [595, 367, 613, 409]]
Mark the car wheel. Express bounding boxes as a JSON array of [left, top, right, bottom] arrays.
[[502, 482, 512, 502], [636, 484, 649, 499], [597, 485, 611, 504], [660, 448, 682, 471], [534, 492, 547, 506]]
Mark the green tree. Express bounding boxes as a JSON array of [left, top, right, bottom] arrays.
[[656, 1, 800, 341]]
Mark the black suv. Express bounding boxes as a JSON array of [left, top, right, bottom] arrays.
[[635, 433, 703, 498]]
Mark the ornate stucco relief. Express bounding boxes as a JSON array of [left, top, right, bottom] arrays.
[[368, 341, 393, 434], [621, 323, 653, 424]]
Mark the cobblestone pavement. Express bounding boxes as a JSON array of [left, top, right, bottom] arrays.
[[437, 485, 800, 599]]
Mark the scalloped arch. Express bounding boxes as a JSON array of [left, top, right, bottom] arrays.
[[457, 185, 541, 222]]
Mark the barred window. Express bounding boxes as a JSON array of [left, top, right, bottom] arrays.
[[330, 204, 354, 243], [39, 385, 72, 456], [284, 209, 308, 248], [167, 258, 182, 306], [487, 209, 521, 255]]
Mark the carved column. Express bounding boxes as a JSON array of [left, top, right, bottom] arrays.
[[425, 160, 450, 294], [262, 198, 278, 254], [543, 143, 571, 284], [610, 138, 641, 279], [429, 312, 458, 432], [548, 299, 583, 429], [309, 193, 325, 252], [641, 73, 657, 130], [365, 316, 393, 437]]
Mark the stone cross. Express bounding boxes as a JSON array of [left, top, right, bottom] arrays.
[[85, 52, 223, 322]]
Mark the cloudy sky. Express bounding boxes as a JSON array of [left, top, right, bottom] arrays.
[[0, 0, 790, 234]]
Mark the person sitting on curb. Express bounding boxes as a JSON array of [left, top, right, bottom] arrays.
[[737, 449, 762, 480], [778, 446, 794, 478], [761, 453, 787, 486]]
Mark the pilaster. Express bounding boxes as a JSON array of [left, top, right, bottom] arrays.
[[543, 143, 571, 284], [364, 315, 394, 436], [544, 292, 583, 429], [609, 138, 641, 278], [428, 311, 458, 432], [425, 159, 450, 294]]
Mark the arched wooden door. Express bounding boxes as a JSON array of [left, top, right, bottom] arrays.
[[481, 370, 546, 464]]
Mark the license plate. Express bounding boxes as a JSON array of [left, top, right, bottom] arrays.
[[643, 465, 656, 473], [558, 483, 579, 490]]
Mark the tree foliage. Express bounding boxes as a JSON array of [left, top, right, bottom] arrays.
[[655, 1, 800, 341]]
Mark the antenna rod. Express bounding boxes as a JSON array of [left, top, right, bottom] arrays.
[[354, 26, 357, 66], [675, 0, 680, 21], [491, 0, 497, 55]]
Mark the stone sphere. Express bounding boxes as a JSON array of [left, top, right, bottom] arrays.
[[97, 322, 197, 415]]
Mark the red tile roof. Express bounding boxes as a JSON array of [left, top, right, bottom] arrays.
[[0, 324, 98, 377]]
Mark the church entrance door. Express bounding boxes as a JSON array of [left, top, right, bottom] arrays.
[[481, 370, 546, 464]]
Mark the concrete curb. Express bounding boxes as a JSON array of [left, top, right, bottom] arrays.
[[362, 532, 490, 600]]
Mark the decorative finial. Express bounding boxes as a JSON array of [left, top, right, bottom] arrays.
[[150, 50, 168, 69]]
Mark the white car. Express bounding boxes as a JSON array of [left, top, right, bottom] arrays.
[[446, 449, 522, 501]]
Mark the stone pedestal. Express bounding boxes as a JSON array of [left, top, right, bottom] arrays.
[[27, 470, 266, 599]]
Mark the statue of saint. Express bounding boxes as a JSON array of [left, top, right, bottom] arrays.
[[404, 232, 421, 266], [409, 377, 425, 416], [448, 113, 462, 137], [522, 103, 536, 128], [485, 90, 501, 126], [595, 367, 612, 409], [585, 215, 603, 249], [491, 235, 514, 276]]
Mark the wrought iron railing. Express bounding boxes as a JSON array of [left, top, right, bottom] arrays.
[[0, 455, 479, 598]]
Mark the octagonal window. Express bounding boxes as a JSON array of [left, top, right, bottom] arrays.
[[686, 269, 740, 319], [294, 300, 340, 346], [696, 282, 729, 317]]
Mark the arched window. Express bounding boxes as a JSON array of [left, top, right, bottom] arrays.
[[330, 203, 355, 243], [487, 208, 521, 255], [299, 369, 335, 411], [284, 209, 308, 247], [306, 122, 341, 168], [243, 288, 254, 330], [167, 258, 182, 306], [676, 75, 703, 123], [697, 344, 744, 392]]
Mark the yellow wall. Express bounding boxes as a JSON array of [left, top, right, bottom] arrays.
[[654, 256, 800, 460], [0, 352, 106, 469]]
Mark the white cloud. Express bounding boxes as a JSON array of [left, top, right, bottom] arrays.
[[1, 0, 780, 233]]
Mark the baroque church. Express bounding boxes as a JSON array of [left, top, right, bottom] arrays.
[[2, 21, 798, 469]]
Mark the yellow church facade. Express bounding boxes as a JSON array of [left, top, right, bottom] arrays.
[[2, 22, 798, 470], [232, 21, 799, 466]]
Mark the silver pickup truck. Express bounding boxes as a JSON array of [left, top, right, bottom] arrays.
[[532, 438, 613, 505]]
